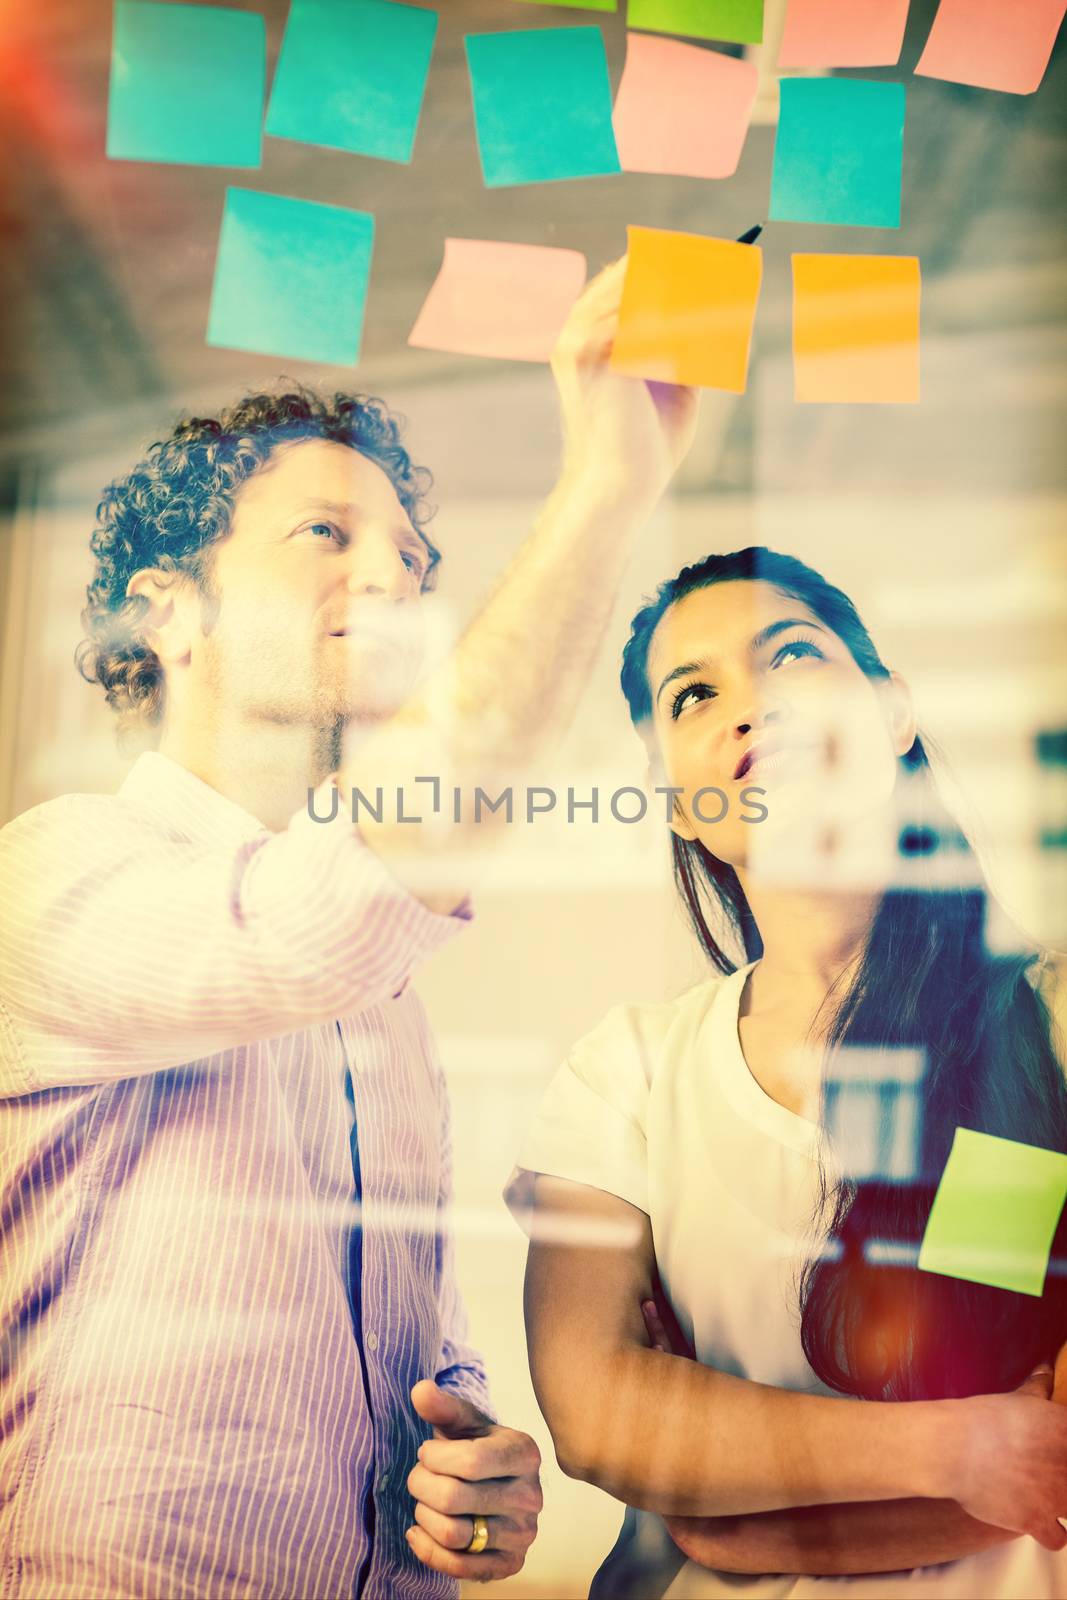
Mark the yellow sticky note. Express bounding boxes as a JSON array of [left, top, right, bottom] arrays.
[[792, 253, 920, 405], [611, 226, 762, 392]]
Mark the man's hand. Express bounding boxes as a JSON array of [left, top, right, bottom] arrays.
[[406, 1379, 542, 1584], [551, 257, 700, 513]]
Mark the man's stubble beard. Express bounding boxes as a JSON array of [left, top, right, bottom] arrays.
[[196, 577, 412, 769]]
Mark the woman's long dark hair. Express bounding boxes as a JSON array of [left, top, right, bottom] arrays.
[[621, 547, 1067, 1401]]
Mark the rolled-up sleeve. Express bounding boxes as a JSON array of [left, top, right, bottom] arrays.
[[0, 779, 472, 1094]]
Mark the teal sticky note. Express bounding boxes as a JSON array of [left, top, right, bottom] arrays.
[[265, 0, 438, 164], [627, 0, 763, 46], [207, 189, 375, 366], [107, 1, 264, 167], [918, 1128, 1067, 1298], [465, 27, 621, 187], [770, 78, 905, 229]]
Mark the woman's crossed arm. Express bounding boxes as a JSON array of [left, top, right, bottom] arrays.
[[523, 1174, 1067, 1573]]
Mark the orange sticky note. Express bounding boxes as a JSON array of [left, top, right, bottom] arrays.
[[408, 239, 587, 363], [778, 0, 910, 67], [613, 33, 758, 180], [792, 253, 920, 405], [611, 227, 762, 393], [916, 0, 1066, 95]]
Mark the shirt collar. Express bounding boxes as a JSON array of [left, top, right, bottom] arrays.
[[118, 751, 273, 849]]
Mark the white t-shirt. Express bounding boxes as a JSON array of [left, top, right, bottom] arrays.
[[506, 961, 1067, 1599]]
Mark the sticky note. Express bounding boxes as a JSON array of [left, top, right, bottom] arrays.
[[517, 0, 616, 9], [613, 33, 758, 179], [409, 240, 587, 362], [792, 254, 920, 404], [611, 226, 762, 392], [465, 28, 620, 187], [770, 78, 905, 229], [265, 0, 437, 163], [627, 0, 764, 46], [916, 0, 1067, 96], [207, 189, 374, 366], [919, 1128, 1067, 1297], [778, 0, 910, 67], [107, 1, 264, 167]]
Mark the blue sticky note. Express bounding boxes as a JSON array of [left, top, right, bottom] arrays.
[[207, 189, 375, 366], [266, 0, 438, 164], [769, 78, 905, 229], [107, 1, 264, 167], [465, 27, 621, 187]]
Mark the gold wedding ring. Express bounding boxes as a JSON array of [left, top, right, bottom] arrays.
[[466, 1514, 490, 1554]]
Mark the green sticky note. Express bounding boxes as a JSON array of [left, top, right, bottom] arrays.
[[107, 1, 264, 167], [207, 188, 375, 367], [465, 27, 621, 187], [266, 0, 438, 164], [919, 1128, 1067, 1298], [627, 0, 763, 46], [769, 78, 905, 229]]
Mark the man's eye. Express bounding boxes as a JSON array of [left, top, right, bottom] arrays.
[[300, 520, 342, 542], [400, 550, 425, 576]]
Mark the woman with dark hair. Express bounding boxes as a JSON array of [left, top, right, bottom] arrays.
[[508, 547, 1067, 1597]]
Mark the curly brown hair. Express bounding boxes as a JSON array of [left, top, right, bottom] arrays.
[[76, 386, 439, 739]]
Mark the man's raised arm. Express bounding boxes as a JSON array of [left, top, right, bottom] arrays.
[[334, 259, 700, 912]]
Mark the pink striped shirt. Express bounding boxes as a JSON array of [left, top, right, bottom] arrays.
[[0, 751, 489, 1600]]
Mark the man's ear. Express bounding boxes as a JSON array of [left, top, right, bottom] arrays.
[[125, 568, 197, 666], [642, 757, 698, 843], [883, 670, 918, 758]]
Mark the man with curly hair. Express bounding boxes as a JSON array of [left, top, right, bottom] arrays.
[[0, 261, 699, 1599]]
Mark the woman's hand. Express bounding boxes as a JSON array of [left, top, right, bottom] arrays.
[[657, 1323, 1067, 1572], [641, 1290, 696, 1360], [1054, 1339, 1067, 1404], [947, 1360, 1067, 1550]]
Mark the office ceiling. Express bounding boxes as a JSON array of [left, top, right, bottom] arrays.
[[0, 0, 1064, 493]]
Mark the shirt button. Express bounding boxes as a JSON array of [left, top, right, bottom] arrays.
[[378, 1471, 390, 1490], [366, 1331, 379, 1352]]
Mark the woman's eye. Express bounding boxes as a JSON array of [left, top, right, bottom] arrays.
[[772, 639, 824, 668], [303, 520, 341, 542], [670, 683, 715, 719], [400, 550, 425, 577]]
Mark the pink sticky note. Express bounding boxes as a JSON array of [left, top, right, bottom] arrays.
[[408, 239, 587, 363], [613, 32, 757, 180], [778, 0, 910, 67], [916, 0, 1066, 94]]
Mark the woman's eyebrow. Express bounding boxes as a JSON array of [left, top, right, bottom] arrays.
[[654, 618, 826, 706], [750, 616, 827, 653], [655, 657, 713, 706]]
